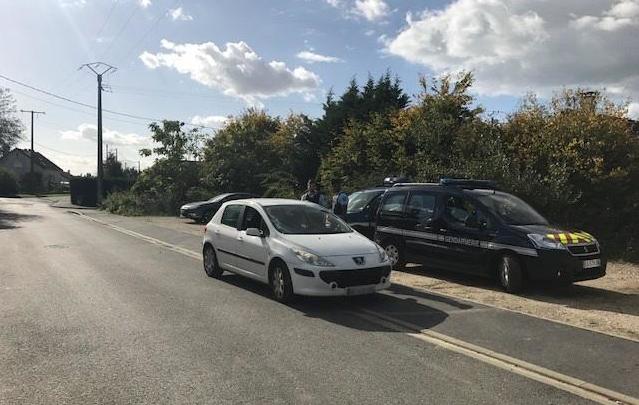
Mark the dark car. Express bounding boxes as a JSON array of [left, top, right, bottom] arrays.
[[345, 187, 387, 239], [374, 179, 606, 293], [180, 193, 256, 223]]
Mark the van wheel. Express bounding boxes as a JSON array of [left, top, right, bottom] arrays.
[[498, 254, 524, 293], [383, 240, 406, 271], [270, 262, 294, 303], [203, 245, 223, 278]]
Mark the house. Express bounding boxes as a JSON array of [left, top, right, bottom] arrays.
[[0, 148, 71, 190]]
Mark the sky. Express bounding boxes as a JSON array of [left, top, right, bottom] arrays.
[[1, 0, 638, 175]]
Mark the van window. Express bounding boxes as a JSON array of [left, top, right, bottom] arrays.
[[220, 205, 242, 228], [380, 192, 407, 216], [444, 196, 491, 230], [406, 192, 436, 221]]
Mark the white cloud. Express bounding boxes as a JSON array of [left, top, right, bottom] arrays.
[[139, 0, 151, 9], [325, 0, 389, 22], [59, 0, 86, 7], [139, 39, 321, 105], [190, 115, 230, 128], [386, 0, 639, 100], [60, 123, 149, 147], [296, 50, 343, 64], [353, 0, 390, 21], [169, 7, 193, 21]]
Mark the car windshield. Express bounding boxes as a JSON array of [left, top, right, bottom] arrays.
[[265, 205, 353, 234], [473, 191, 548, 226], [347, 190, 383, 213]]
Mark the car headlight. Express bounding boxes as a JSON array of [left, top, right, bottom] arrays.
[[375, 244, 389, 263], [527, 234, 567, 250], [292, 248, 335, 267]]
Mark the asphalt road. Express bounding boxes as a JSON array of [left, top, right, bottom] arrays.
[[1, 198, 637, 404]]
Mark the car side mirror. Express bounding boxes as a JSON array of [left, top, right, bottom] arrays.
[[246, 228, 263, 237]]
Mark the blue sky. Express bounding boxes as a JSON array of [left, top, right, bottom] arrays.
[[1, 0, 638, 174]]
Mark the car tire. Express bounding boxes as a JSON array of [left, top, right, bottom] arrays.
[[270, 261, 294, 303], [203, 245, 223, 279], [383, 239, 406, 271], [498, 254, 524, 293]]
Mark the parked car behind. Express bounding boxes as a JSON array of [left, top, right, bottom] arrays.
[[375, 179, 606, 293], [180, 193, 256, 223], [345, 187, 386, 239], [202, 199, 392, 302]]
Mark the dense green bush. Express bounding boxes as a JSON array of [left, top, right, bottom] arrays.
[[0, 167, 18, 196]]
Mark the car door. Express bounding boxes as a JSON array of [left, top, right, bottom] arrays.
[[236, 206, 270, 280], [214, 204, 243, 270], [375, 190, 409, 245], [402, 191, 446, 267], [438, 194, 495, 274]]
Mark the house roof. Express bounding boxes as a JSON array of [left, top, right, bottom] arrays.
[[1, 148, 71, 178]]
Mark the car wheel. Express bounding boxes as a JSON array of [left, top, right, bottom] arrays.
[[383, 240, 405, 270], [203, 245, 223, 279], [498, 254, 524, 293], [270, 262, 294, 303]]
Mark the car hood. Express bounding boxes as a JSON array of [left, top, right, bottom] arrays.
[[181, 201, 210, 210], [282, 232, 378, 257], [511, 225, 596, 244]]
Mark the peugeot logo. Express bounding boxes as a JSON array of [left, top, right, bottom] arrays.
[[353, 257, 365, 265]]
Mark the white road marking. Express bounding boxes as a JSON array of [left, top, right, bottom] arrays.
[[73, 211, 639, 405]]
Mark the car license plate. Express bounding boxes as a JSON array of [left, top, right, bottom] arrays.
[[582, 258, 601, 269], [346, 285, 376, 296]]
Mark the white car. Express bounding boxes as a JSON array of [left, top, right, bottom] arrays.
[[202, 198, 392, 302]]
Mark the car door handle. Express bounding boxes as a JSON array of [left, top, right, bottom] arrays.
[[237, 236, 244, 242]]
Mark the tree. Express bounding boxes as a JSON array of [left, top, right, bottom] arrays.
[[104, 152, 124, 179], [0, 88, 23, 158], [201, 109, 281, 195]]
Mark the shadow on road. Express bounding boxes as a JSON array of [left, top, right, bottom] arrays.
[[400, 264, 639, 317], [0, 208, 40, 230], [217, 273, 477, 332]]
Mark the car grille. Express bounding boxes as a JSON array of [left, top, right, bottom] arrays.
[[319, 266, 391, 288], [567, 243, 599, 256]]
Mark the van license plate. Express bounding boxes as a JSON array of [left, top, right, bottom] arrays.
[[347, 286, 376, 296], [582, 259, 601, 269]]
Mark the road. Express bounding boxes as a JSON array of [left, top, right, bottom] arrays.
[[1, 197, 638, 404]]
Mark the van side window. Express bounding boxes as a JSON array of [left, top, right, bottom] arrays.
[[444, 196, 491, 230], [406, 192, 436, 222], [220, 205, 242, 228], [380, 192, 407, 216]]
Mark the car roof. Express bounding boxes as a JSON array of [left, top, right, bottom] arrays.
[[228, 198, 319, 208]]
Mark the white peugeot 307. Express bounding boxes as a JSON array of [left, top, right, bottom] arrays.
[[202, 199, 392, 302]]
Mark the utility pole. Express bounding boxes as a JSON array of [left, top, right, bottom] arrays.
[[20, 109, 45, 175], [80, 62, 117, 205], [138, 161, 140, 172]]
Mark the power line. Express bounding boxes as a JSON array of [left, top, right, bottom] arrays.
[[115, 0, 180, 65], [99, 3, 139, 61], [0, 73, 218, 130], [95, 0, 120, 39]]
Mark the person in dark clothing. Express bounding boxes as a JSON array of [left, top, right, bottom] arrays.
[[301, 179, 329, 208], [331, 180, 349, 218]]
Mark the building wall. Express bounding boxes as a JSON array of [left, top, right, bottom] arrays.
[[0, 151, 68, 189]]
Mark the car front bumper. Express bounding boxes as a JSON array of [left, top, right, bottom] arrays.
[[180, 208, 203, 220], [521, 249, 607, 283], [290, 264, 392, 296]]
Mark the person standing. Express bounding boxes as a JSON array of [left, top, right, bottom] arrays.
[[332, 181, 349, 219], [301, 179, 329, 208]]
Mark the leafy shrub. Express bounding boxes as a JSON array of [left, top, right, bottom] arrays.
[[0, 167, 18, 196]]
